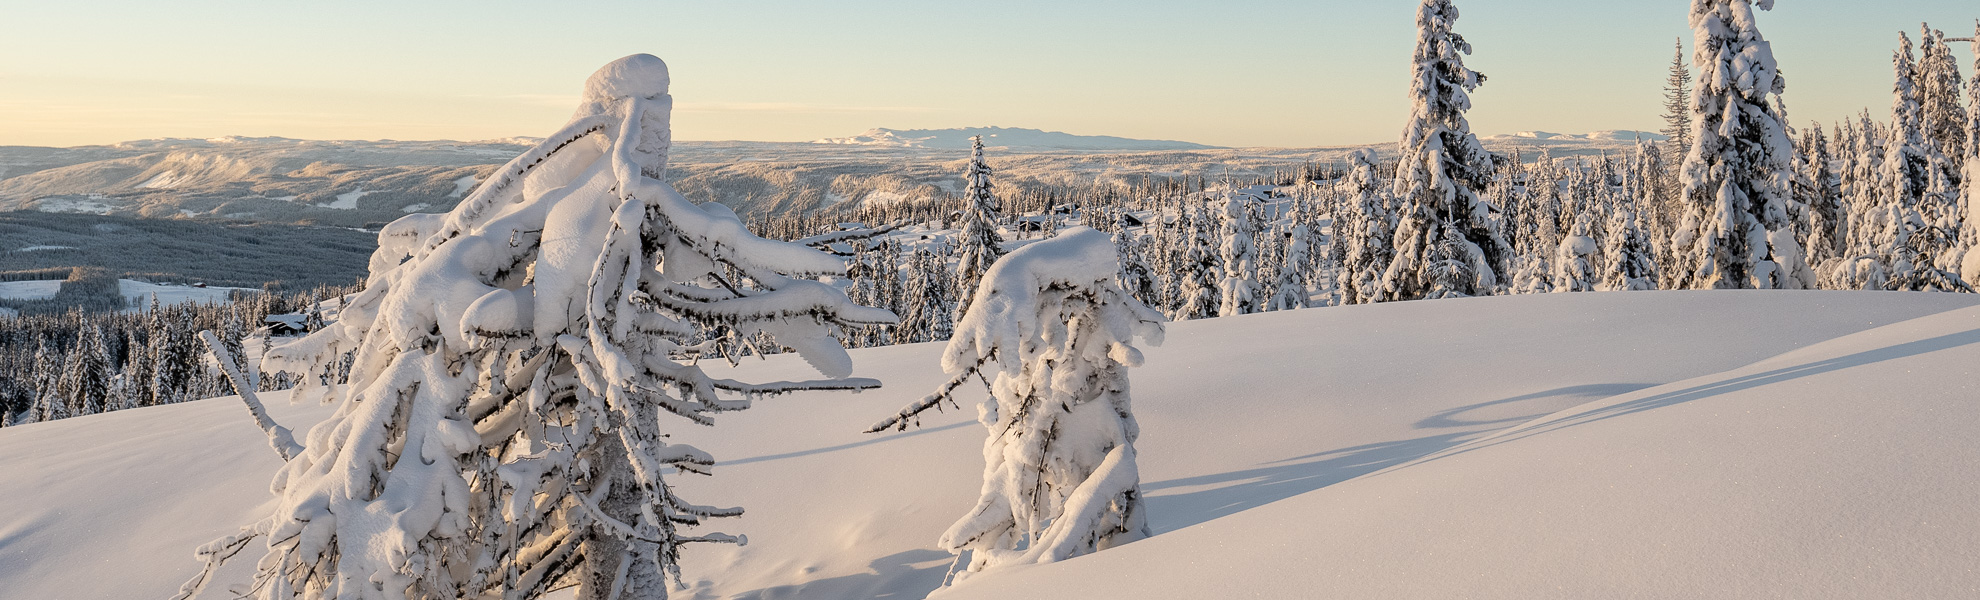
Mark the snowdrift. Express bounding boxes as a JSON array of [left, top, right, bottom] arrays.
[[1, 291, 1976, 599]]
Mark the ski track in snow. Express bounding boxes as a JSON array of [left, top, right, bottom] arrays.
[[2, 291, 1977, 599]]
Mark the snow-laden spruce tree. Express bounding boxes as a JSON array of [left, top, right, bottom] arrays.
[[1268, 217, 1313, 311], [1918, 24, 1966, 164], [1216, 192, 1261, 316], [1880, 31, 1966, 290], [62, 324, 111, 416], [1380, 0, 1511, 300], [178, 55, 894, 600], [1673, 0, 1797, 290], [867, 226, 1164, 583], [1800, 123, 1845, 267], [1552, 213, 1598, 293], [898, 247, 957, 345], [954, 136, 1006, 321], [1341, 149, 1395, 304], [1602, 205, 1659, 291], [1115, 227, 1159, 308], [1886, 32, 1938, 214], [1172, 203, 1223, 320], [26, 337, 59, 423], [1663, 38, 1695, 159]]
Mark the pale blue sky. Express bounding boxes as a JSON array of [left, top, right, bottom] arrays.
[[0, 1, 1972, 148]]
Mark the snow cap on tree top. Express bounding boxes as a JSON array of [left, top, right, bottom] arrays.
[[584, 53, 670, 102]]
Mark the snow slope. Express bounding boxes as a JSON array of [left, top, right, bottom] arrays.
[[1, 291, 1976, 599]]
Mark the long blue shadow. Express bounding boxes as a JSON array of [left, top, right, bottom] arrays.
[[1140, 382, 1657, 532], [729, 548, 952, 600], [1142, 432, 1480, 532], [1413, 383, 1658, 430], [1419, 326, 1980, 465]]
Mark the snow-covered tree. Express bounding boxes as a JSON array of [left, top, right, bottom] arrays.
[[898, 247, 957, 345], [1603, 205, 1659, 291], [954, 136, 1006, 321], [1172, 203, 1222, 320], [1380, 0, 1511, 301], [1880, 31, 1965, 290], [1844, 110, 1888, 262], [1673, 0, 1796, 290], [1268, 217, 1313, 311], [1216, 192, 1261, 316], [1799, 123, 1846, 266], [1887, 32, 1937, 214], [26, 337, 59, 423], [867, 227, 1164, 582], [1114, 227, 1159, 308], [60, 325, 111, 416], [147, 306, 200, 407], [1662, 38, 1695, 158], [1340, 149, 1394, 304], [1918, 24, 1967, 164], [180, 55, 895, 600], [1552, 214, 1598, 293]]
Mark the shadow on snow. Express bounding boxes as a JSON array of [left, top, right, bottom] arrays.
[[1140, 382, 1654, 533]]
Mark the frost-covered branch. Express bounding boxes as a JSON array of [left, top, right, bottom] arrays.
[[794, 221, 912, 255], [198, 330, 300, 461], [865, 355, 989, 433]]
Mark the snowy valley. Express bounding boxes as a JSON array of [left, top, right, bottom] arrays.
[[1, 0, 1978, 598]]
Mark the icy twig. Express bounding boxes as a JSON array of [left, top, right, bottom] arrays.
[[865, 355, 989, 433]]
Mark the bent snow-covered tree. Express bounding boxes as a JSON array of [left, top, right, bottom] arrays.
[[178, 54, 894, 600], [867, 227, 1165, 583]]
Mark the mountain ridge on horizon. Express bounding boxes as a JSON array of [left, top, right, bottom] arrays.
[[6, 126, 1667, 153]]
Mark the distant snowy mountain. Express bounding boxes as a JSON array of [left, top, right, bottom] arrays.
[[1486, 129, 1670, 142], [0, 130, 1647, 227], [812, 126, 1219, 151]]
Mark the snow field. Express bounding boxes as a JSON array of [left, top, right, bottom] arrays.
[[119, 280, 253, 308], [0, 279, 249, 306], [1, 291, 1975, 599], [941, 298, 1980, 599], [669, 291, 1978, 599], [0, 280, 63, 301]]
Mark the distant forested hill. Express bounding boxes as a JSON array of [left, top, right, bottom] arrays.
[[0, 211, 373, 291]]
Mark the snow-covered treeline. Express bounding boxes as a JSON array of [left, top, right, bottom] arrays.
[[0, 283, 354, 428], [744, 10, 1980, 351]]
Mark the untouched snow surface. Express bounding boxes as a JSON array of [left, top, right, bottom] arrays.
[[0, 280, 62, 300], [0, 279, 231, 306], [119, 280, 253, 307], [2, 291, 1978, 599]]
